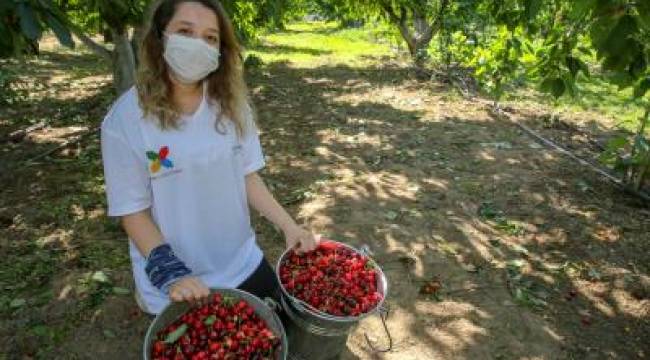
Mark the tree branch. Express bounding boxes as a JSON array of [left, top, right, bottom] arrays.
[[46, 4, 113, 60], [422, 0, 450, 45], [379, 2, 408, 32], [71, 28, 112, 60], [399, 6, 407, 28], [380, 2, 416, 54], [379, 1, 399, 23]]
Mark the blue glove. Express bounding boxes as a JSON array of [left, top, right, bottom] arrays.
[[145, 243, 192, 293]]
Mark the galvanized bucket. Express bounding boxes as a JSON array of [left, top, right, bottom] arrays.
[[143, 288, 288, 360], [275, 240, 390, 360]]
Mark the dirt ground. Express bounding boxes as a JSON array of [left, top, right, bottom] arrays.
[[1, 29, 649, 360]]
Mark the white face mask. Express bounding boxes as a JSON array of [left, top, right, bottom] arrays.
[[163, 33, 220, 84]]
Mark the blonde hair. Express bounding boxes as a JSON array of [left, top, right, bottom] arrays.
[[136, 0, 251, 136]]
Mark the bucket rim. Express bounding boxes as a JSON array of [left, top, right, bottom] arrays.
[[142, 287, 288, 360], [275, 239, 388, 323]]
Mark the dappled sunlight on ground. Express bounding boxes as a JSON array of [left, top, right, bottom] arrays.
[[1, 23, 648, 359], [249, 57, 648, 358]]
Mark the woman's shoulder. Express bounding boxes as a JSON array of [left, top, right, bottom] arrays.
[[101, 86, 143, 135]]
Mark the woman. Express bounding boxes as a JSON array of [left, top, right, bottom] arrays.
[[101, 0, 318, 315]]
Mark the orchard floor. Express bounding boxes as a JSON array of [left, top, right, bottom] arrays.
[[1, 22, 648, 360]]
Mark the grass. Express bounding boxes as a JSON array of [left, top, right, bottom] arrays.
[[247, 21, 398, 68], [563, 76, 649, 133], [0, 36, 123, 347], [23, 21, 650, 136], [503, 72, 649, 134]]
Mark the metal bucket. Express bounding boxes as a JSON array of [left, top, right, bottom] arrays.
[[275, 241, 389, 360], [143, 288, 288, 360]]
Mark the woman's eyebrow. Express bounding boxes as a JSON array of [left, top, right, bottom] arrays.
[[176, 20, 196, 27]]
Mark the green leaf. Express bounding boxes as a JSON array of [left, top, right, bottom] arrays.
[[576, 179, 591, 193], [204, 315, 216, 326], [478, 201, 501, 219], [629, 53, 647, 79], [552, 78, 566, 98], [514, 287, 528, 302], [146, 151, 158, 160], [524, 0, 542, 20], [563, 73, 578, 97], [10, 298, 26, 308], [507, 259, 526, 269], [573, 0, 598, 15], [17, 2, 42, 40], [607, 136, 630, 150], [577, 59, 590, 77], [577, 46, 592, 56], [43, 12, 74, 48], [566, 56, 589, 78], [542, 77, 566, 98], [524, 41, 535, 54], [222, 295, 235, 306], [600, 136, 630, 164], [112, 287, 130, 295], [566, 56, 580, 78], [384, 210, 399, 221], [634, 77, 650, 98], [30, 325, 50, 337], [637, 1, 650, 19], [587, 268, 602, 280], [609, 71, 635, 88], [511, 244, 529, 256], [164, 324, 188, 344], [599, 150, 617, 164], [528, 295, 548, 307], [91, 271, 110, 283], [594, 15, 641, 72], [635, 134, 650, 153]]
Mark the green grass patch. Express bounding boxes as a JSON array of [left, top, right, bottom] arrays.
[[247, 21, 396, 68], [503, 72, 649, 135]]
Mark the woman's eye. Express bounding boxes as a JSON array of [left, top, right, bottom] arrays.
[[178, 29, 192, 35], [206, 36, 219, 45]]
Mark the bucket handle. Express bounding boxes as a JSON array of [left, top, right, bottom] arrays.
[[364, 304, 393, 353], [359, 244, 392, 352]]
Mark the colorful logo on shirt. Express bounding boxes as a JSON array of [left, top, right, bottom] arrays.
[[147, 146, 174, 173]]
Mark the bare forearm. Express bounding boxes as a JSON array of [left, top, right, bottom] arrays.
[[120, 209, 164, 258], [245, 173, 297, 232]]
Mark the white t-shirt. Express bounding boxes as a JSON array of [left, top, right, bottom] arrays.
[[101, 85, 265, 314]]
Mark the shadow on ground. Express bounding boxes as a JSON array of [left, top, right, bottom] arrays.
[[0, 36, 648, 360]]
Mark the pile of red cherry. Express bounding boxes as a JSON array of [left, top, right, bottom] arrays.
[[279, 241, 383, 317], [151, 293, 281, 360]]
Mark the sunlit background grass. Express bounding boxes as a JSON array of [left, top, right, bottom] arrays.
[[246, 21, 648, 134]]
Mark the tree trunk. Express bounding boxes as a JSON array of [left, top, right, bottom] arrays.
[[69, 26, 112, 60], [130, 26, 144, 66], [413, 12, 428, 37], [384, 2, 449, 69], [102, 27, 113, 43], [111, 28, 137, 95], [413, 40, 431, 67], [396, 21, 417, 58], [26, 39, 39, 55], [632, 109, 650, 191], [67, 19, 139, 95]]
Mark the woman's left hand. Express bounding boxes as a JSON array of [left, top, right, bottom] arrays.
[[284, 224, 319, 253]]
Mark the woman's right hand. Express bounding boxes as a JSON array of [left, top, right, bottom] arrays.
[[169, 276, 210, 304]]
